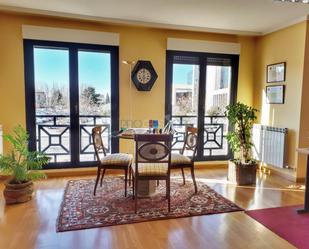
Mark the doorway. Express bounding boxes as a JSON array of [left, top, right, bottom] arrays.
[[165, 50, 239, 161], [24, 40, 119, 169]]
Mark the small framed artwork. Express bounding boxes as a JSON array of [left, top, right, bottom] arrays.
[[267, 62, 286, 83], [266, 85, 285, 104]]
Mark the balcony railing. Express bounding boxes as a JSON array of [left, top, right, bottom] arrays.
[[36, 115, 111, 163], [35, 114, 229, 163], [172, 115, 229, 158]]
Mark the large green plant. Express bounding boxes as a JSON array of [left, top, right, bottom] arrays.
[[0, 125, 49, 184], [225, 102, 258, 164]]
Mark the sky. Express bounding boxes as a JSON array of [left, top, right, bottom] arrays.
[[33, 48, 193, 92], [173, 64, 194, 85], [34, 48, 111, 94]]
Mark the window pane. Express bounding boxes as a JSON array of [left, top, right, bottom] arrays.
[[205, 65, 231, 115], [204, 64, 231, 157], [171, 62, 199, 153], [78, 51, 112, 162], [34, 47, 71, 163], [172, 64, 199, 116]]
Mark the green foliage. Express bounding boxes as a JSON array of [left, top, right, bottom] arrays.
[[81, 87, 100, 106], [225, 102, 258, 163], [0, 125, 49, 184]]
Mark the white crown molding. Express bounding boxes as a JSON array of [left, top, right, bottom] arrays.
[[167, 38, 240, 55], [262, 15, 309, 35], [22, 25, 119, 45], [0, 5, 261, 36]]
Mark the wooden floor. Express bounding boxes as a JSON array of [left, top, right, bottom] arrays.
[[0, 168, 305, 249]]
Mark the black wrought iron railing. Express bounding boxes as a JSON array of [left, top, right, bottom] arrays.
[[172, 115, 229, 158], [35, 115, 111, 163], [35, 114, 229, 163]]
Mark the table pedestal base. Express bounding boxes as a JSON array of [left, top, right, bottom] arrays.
[[137, 180, 156, 197]]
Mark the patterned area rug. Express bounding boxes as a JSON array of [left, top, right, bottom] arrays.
[[57, 177, 242, 232]]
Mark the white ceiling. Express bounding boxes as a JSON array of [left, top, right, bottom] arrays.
[[1, 0, 309, 35]]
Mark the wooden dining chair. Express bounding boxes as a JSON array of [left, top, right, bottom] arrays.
[[132, 134, 173, 213], [92, 126, 133, 196], [171, 126, 198, 193]]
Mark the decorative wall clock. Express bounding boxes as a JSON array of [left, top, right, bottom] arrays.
[[131, 60, 158, 91]]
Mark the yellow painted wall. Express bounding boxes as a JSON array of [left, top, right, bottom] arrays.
[[0, 12, 256, 155], [1, 11, 308, 180], [254, 22, 307, 179], [298, 21, 309, 179]]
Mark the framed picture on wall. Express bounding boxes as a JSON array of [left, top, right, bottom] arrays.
[[266, 85, 285, 104], [267, 62, 286, 83]]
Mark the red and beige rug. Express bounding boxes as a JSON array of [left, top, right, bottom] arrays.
[[57, 177, 242, 232]]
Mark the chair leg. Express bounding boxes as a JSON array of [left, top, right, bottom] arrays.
[[181, 168, 186, 185], [157, 180, 159, 186], [132, 175, 135, 199], [100, 168, 106, 187], [124, 168, 128, 197], [93, 167, 101, 196], [128, 165, 132, 186], [190, 166, 198, 194], [167, 178, 171, 212], [135, 177, 138, 213]]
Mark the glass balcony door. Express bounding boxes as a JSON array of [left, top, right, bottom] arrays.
[[165, 51, 239, 161], [203, 57, 235, 159], [168, 55, 200, 157], [24, 40, 119, 169]]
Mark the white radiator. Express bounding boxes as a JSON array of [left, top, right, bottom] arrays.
[[252, 124, 288, 168]]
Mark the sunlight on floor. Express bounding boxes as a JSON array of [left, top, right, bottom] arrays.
[[194, 177, 230, 184], [234, 185, 305, 192], [170, 171, 305, 193], [287, 184, 305, 190], [194, 176, 305, 192]]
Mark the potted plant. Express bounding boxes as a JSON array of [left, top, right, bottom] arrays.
[[225, 102, 258, 185], [0, 125, 49, 204]]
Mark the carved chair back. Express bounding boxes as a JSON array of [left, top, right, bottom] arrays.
[[92, 126, 107, 162], [181, 126, 198, 160], [134, 134, 173, 175]]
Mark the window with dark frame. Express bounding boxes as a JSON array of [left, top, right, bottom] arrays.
[[165, 50, 239, 161], [24, 40, 119, 169]]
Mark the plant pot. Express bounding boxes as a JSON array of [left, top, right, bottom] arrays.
[[3, 179, 34, 204], [228, 160, 257, 185]]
